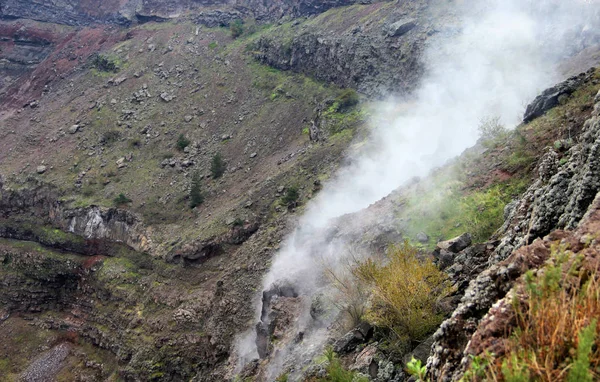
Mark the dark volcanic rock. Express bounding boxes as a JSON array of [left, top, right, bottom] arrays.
[[428, 71, 600, 382], [523, 70, 589, 123]]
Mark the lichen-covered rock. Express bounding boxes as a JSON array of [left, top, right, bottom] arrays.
[[428, 72, 600, 382], [495, 71, 600, 263]]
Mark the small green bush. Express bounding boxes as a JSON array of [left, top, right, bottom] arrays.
[[92, 54, 120, 72], [281, 186, 299, 207], [100, 130, 121, 146], [478, 116, 509, 144], [189, 172, 204, 209], [176, 134, 191, 151], [406, 357, 427, 382], [317, 347, 369, 382], [113, 193, 132, 206], [334, 89, 360, 112], [230, 20, 244, 38], [211, 153, 226, 179]]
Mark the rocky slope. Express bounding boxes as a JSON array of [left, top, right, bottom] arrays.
[[0, 0, 376, 27], [1, 0, 600, 381]]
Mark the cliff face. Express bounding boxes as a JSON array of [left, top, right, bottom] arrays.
[[251, 1, 431, 97], [0, 0, 376, 26]]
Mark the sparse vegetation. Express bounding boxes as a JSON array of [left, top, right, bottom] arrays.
[[404, 178, 528, 247], [113, 193, 132, 206], [189, 172, 204, 209], [354, 241, 451, 353], [230, 20, 244, 38], [281, 185, 300, 208], [478, 116, 509, 147], [92, 53, 120, 72], [316, 347, 369, 382], [334, 89, 360, 112], [176, 134, 191, 151], [100, 130, 122, 146], [463, 244, 600, 381], [211, 153, 226, 179]]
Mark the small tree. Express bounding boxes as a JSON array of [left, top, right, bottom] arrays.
[[189, 172, 204, 209], [211, 153, 226, 179], [177, 134, 191, 151], [113, 193, 132, 206], [281, 186, 299, 208], [478, 116, 509, 146], [230, 20, 244, 39]]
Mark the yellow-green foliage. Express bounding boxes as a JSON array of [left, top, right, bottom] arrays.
[[464, 245, 600, 381], [354, 241, 451, 351], [403, 178, 528, 247], [315, 347, 369, 382]]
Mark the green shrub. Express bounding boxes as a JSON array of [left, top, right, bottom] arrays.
[[406, 357, 427, 382], [354, 241, 451, 352], [334, 89, 360, 112], [189, 172, 204, 209], [176, 134, 191, 151], [230, 20, 244, 38], [478, 116, 509, 145], [92, 54, 120, 72], [100, 130, 121, 146], [281, 186, 299, 207], [211, 153, 226, 179], [113, 193, 132, 206], [317, 347, 369, 382]]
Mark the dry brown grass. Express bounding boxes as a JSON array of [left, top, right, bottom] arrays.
[[466, 244, 600, 382]]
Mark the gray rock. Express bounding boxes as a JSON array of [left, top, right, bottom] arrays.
[[416, 232, 429, 243], [250, 152, 257, 158], [523, 70, 589, 123], [36, 165, 47, 174], [184, 115, 193, 122], [437, 233, 472, 253], [333, 322, 373, 354], [68, 125, 79, 134], [160, 92, 175, 102], [403, 335, 435, 365], [387, 18, 416, 37]]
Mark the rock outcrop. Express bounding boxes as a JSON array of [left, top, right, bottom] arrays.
[[0, 0, 378, 27], [251, 1, 430, 97], [0, 178, 151, 255], [428, 74, 600, 382]]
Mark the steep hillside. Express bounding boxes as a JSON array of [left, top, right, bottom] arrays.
[[1, 1, 600, 382]]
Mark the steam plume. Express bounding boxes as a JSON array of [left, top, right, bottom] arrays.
[[234, 0, 600, 378]]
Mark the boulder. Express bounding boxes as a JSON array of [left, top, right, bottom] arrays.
[[333, 321, 373, 354], [36, 165, 47, 174], [523, 70, 589, 123], [68, 124, 79, 134], [437, 233, 472, 253], [416, 232, 429, 243], [402, 335, 435, 366], [387, 18, 416, 37]]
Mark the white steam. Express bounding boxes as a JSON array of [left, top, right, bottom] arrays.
[[234, 0, 600, 378]]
